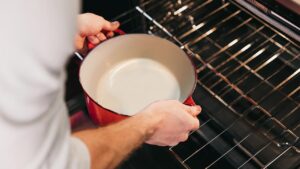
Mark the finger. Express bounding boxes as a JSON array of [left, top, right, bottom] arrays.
[[179, 133, 189, 142], [102, 20, 120, 31], [75, 34, 86, 51], [87, 36, 100, 45], [106, 31, 114, 38], [184, 105, 202, 117], [145, 140, 168, 146], [182, 109, 200, 131], [96, 32, 107, 41], [190, 118, 200, 131]]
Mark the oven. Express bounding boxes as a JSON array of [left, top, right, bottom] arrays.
[[66, 0, 300, 168]]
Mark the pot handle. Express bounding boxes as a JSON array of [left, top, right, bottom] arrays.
[[74, 29, 126, 61], [185, 96, 196, 106]]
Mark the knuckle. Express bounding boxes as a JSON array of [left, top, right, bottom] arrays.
[[181, 134, 189, 142], [192, 106, 198, 113], [84, 12, 92, 16], [98, 16, 104, 20], [169, 141, 179, 146], [185, 107, 192, 114]]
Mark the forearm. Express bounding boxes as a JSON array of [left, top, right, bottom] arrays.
[[73, 113, 158, 169], [72, 100, 201, 169]]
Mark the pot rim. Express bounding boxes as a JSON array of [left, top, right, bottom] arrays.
[[79, 33, 198, 117]]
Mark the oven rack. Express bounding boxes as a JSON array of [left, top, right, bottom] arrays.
[[113, 0, 300, 168]]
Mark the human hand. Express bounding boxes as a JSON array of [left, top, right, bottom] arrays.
[[75, 13, 120, 53], [73, 100, 200, 169], [140, 100, 201, 146]]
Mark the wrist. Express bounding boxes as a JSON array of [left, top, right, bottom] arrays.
[[133, 111, 163, 141]]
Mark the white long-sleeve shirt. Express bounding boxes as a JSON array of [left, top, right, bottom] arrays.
[[0, 0, 90, 168]]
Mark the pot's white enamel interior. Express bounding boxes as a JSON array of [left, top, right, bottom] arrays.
[[80, 34, 196, 115]]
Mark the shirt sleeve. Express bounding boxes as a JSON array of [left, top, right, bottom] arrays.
[[0, 0, 90, 168]]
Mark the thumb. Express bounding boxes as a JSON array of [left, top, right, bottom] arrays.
[[102, 20, 120, 31], [75, 34, 85, 51], [184, 105, 201, 117]]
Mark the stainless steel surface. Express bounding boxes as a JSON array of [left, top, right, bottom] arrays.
[[74, 52, 84, 61], [235, 0, 300, 42], [113, 0, 300, 168]]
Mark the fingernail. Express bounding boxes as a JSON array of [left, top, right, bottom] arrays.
[[99, 35, 107, 41], [194, 105, 201, 112], [112, 21, 120, 26], [90, 37, 99, 44]]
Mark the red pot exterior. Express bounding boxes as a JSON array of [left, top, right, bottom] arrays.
[[86, 94, 195, 126], [85, 94, 128, 126], [81, 31, 198, 126], [184, 96, 196, 106]]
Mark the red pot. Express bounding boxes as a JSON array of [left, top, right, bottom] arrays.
[[77, 31, 197, 126]]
